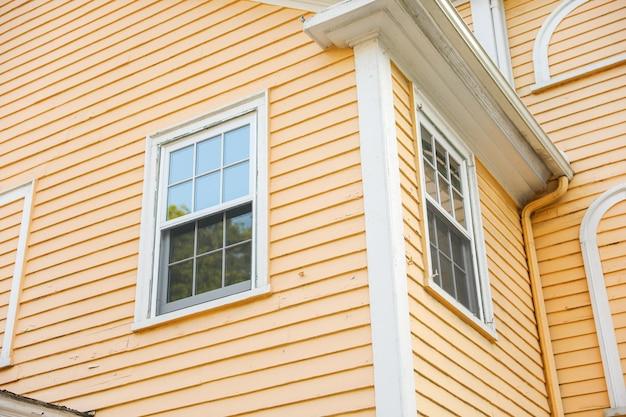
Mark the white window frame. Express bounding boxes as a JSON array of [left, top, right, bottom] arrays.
[[133, 93, 269, 331], [0, 180, 34, 368], [414, 93, 496, 339]]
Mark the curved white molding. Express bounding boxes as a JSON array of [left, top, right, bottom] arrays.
[[580, 183, 626, 410], [533, 0, 626, 91]]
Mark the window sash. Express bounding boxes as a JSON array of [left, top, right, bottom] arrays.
[[418, 117, 485, 321], [151, 112, 258, 317]]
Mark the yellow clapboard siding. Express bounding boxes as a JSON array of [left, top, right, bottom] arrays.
[[392, 62, 550, 416], [0, 2, 375, 415]]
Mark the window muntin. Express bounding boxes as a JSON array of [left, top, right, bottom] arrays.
[[155, 114, 257, 315], [419, 121, 483, 320]]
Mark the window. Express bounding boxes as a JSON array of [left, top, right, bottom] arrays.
[[135, 95, 268, 327], [417, 113, 492, 327]]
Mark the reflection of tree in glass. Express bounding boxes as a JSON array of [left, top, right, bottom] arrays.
[[195, 252, 222, 294], [226, 209, 252, 245], [168, 204, 190, 220], [225, 242, 251, 285], [168, 260, 193, 302], [169, 222, 194, 262]]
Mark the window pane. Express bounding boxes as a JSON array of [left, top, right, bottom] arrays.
[[438, 174, 453, 215], [435, 142, 448, 177], [196, 136, 221, 175], [225, 241, 251, 286], [424, 162, 438, 201], [195, 172, 220, 211], [224, 125, 250, 165], [169, 222, 195, 263], [430, 243, 441, 286], [435, 219, 450, 258], [223, 161, 249, 202], [169, 145, 193, 184], [450, 232, 465, 268], [439, 253, 455, 296], [449, 157, 462, 191], [226, 205, 252, 245], [195, 251, 222, 295], [197, 214, 223, 255], [454, 265, 472, 310], [167, 259, 193, 302], [167, 180, 192, 220], [453, 190, 465, 227], [421, 125, 434, 163]]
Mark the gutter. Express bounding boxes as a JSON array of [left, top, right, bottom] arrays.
[[521, 177, 569, 417]]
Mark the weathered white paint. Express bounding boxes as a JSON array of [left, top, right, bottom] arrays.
[[0, 181, 34, 368], [580, 183, 626, 411], [353, 35, 418, 417]]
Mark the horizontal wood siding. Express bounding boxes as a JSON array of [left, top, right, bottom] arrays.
[[505, 0, 626, 415], [0, 197, 24, 352], [598, 199, 626, 388], [392, 63, 550, 417], [455, 1, 474, 32], [548, 0, 626, 78], [0, 1, 375, 415]]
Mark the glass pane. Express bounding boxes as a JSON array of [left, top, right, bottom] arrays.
[[436, 216, 451, 257], [224, 125, 250, 165], [430, 243, 440, 286], [427, 208, 437, 247], [439, 253, 455, 296], [454, 265, 471, 309], [196, 135, 221, 175], [453, 190, 466, 227], [167, 180, 192, 220], [223, 161, 249, 202], [197, 214, 223, 255], [435, 142, 448, 177], [195, 251, 222, 294], [420, 125, 433, 163], [169, 145, 193, 184], [195, 172, 220, 211], [438, 174, 453, 215], [226, 205, 252, 245], [225, 241, 251, 286], [424, 162, 438, 201], [168, 222, 195, 263], [450, 232, 465, 268], [449, 157, 462, 191], [167, 259, 193, 302]]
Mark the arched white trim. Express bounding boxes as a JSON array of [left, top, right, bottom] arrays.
[[580, 183, 626, 410], [533, 0, 626, 92]]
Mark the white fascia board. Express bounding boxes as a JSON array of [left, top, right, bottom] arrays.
[[257, 0, 339, 12], [304, 0, 573, 204], [0, 392, 90, 417]]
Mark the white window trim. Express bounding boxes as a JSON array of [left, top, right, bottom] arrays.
[[133, 93, 269, 331], [470, 0, 514, 85], [414, 89, 496, 340], [0, 180, 34, 368], [580, 183, 626, 412], [532, 0, 626, 92]]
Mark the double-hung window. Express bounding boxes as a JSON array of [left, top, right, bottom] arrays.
[[417, 112, 493, 330], [135, 95, 268, 327]]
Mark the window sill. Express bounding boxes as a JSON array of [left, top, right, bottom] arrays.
[[605, 406, 626, 417], [132, 285, 271, 332], [425, 280, 497, 342]]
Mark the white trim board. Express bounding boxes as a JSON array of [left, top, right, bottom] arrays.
[[580, 183, 626, 412], [532, 0, 626, 91], [0, 180, 35, 368], [134, 92, 269, 330], [469, 0, 514, 85], [353, 36, 418, 417]]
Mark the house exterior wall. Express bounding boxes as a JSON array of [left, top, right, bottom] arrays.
[[0, 1, 375, 415], [392, 63, 551, 417], [504, 0, 626, 415], [455, 1, 474, 31]]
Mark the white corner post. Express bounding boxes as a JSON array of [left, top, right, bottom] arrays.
[[470, 0, 514, 84], [353, 35, 418, 417], [580, 184, 626, 415]]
